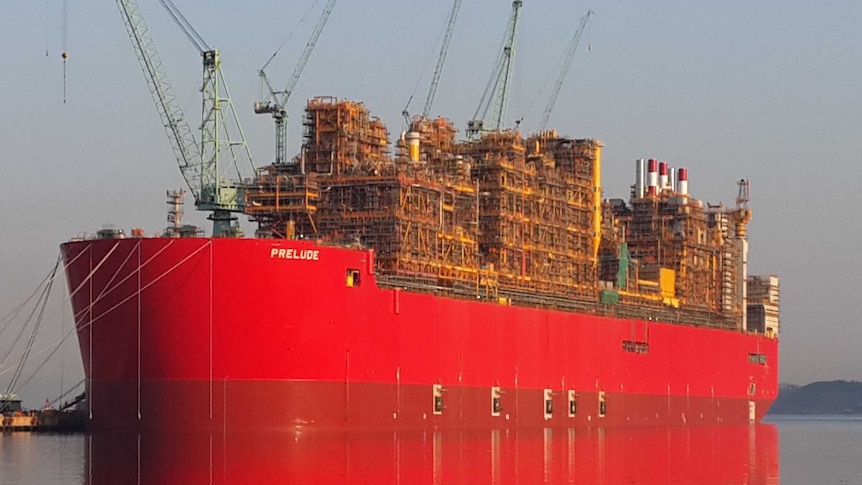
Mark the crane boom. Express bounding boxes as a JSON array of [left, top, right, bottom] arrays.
[[117, 0, 254, 236], [422, 0, 462, 118], [282, 0, 336, 105], [159, 0, 209, 53], [467, 0, 523, 139], [115, 0, 202, 202], [491, 0, 523, 132], [256, 0, 337, 166], [539, 9, 592, 132]]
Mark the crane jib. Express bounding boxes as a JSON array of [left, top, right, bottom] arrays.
[[116, 0, 254, 236]]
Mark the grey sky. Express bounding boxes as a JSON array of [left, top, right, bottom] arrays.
[[1, 0, 860, 404]]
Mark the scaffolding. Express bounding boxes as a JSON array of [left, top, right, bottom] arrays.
[[249, 98, 482, 289], [303, 96, 389, 175], [406, 116, 459, 164], [456, 131, 600, 296], [244, 96, 770, 332], [605, 185, 747, 328], [245, 164, 320, 238], [314, 174, 474, 278]]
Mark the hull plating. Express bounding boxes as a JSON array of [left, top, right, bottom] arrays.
[[61, 238, 778, 432]]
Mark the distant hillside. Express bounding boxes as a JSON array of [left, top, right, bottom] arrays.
[[769, 380, 862, 415]]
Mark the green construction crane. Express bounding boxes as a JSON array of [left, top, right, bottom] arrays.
[[255, 0, 337, 167], [116, 0, 255, 237], [466, 0, 524, 139]]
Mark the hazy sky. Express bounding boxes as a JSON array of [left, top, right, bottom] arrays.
[[1, 0, 860, 403]]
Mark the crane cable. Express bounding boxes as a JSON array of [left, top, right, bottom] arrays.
[[159, 0, 210, 53], [62, 0, 68, 103], [260, 0, 322, 73], [43, 0, 50, 57], [472, 15, 511, 122], [400, 43, 440, 126], [520, 50, 572, 129], [401, 6, 454, 126], [520, 9, 593, 131]]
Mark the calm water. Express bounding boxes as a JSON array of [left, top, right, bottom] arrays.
[[0, 417, 858, 484]]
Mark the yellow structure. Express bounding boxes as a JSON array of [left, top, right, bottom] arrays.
[[660, 268, 675, 298], [244, 97, 773, 332], [592, 142, 603, 261]]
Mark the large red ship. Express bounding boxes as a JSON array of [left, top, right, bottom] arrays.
[[65, 1, 778, 434], [61, 99, 779, 433]]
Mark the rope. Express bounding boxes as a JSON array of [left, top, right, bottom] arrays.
[[137, 245, 141, 420], [4, 255, 60, 395], [0, 252, 85, 377], [402, 13, 449, 124], [520, 46, 568, 127], [0, 339, 64, 377], [47, 378, 85, 409], [12, 328, 78, 397], [0, 237, 212, 405], [0, 241, 212, 401], [59, 285, 67, 409], [94, 240, 141, 303], [74, 240, 211, 333], [66, 241, 120, 301], [0, 265, 55, 338], [208, 242, 213, 419], [70, 240, 174, 326], [0, 272, 54, 371]]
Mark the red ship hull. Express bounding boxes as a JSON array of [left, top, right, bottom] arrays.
[[61, 237, 778, 432], [87, 425, 780, 483]]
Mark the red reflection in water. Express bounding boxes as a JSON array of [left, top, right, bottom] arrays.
[[86, 425, 778, 484]]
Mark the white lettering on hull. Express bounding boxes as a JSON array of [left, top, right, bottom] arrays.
[[270, 248, 320, 261]]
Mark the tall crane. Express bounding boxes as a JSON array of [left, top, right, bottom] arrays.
[[255, 0, 337, 166], [538, 9, 592, 132], [466, 0, 523, 139], [422, 0, 462, 118], [400, 0, 462, 128], [116, 0, 254, 237]]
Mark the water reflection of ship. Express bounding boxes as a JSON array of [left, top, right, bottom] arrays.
[[86, 424, 779, 484]]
